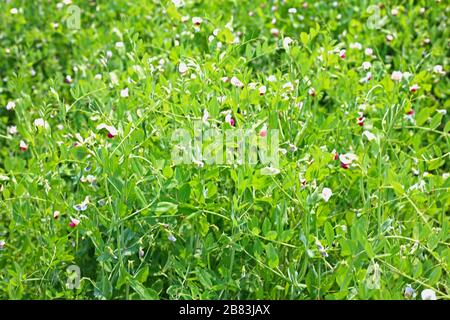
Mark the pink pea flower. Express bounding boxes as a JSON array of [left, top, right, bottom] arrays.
[[259, 85, 267, 96], [332, 149, 339, 161], [69, 218, 80, 228], [259, 125, 267, 137], [64, 75, 73, 84], [357, 115, 365, 126], [410, 84, 420, 92], [339, 152, 358, 169], [225, 114, 235, 126], [270, 28, 279, 37], [192, 17, 202, 26], [339, 49, 346, 59], [96, 123, 118, 138], [19, 140, 28, 151]]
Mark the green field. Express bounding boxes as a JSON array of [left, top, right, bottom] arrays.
[[0, 0, 449, 300]]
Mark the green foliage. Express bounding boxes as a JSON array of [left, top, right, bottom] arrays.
[[0, 0, 449, 300]]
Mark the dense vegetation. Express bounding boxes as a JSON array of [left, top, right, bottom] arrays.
[[0, 0, 449, 300]]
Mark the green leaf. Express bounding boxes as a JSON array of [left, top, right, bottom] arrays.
[[266, 244, 279, 268], [324, 222, 335, 246], [155, 202, 178, 215]]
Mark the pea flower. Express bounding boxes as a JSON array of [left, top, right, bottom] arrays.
[[7, 126, 17, 135], [308, 88, 316, 96], [332, 149, 339, 160], [433, 65, 445, 75], [230, 76, 244, 88], [139, 247, 145, 258], [192, 17, 202, 26], [362, 61, 371, 70], [168, 234, 177, 242], [391, 71, 403, 81], [69, 217, 80, 228], [225, 113, 235, 126], [53, 211, 60, 219], [409, 84, 420, 92], [421, 289, 437, 300], [404, 285, 416, 299], [363, 130, 376, 141], [315, 239, 328, 257], [34, 118, 48, 128], [5, 101, 16, 111], [339, 153, 358, 169], [364, 48, 374, 56], [270, 28, 279, 37], [73, 196, 89, 212], [259, 85, 267, 96], [0, 240, 5, 249], [357, 113, 365, 126], [96, 123, 118, 138], [339, 49, 346, 59], [64, 75, 73, 84], [321, 187, 333, 202], [80, 175, 96, 184], [350, 42, 362, 50], [178, 62, 188, 75], [19, 140, 28, 151], [120, 87, 129, 98], [283, 82, 294, 91], [283, 37, 293, 50]]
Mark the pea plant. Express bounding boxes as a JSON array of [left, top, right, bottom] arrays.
[[0, 0, 448, 300]]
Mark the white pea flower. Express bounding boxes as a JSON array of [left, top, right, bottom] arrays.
[[34, 118, 48, 128], [391, 71, 403, 81], [178, 62, 188, 75], [5, 101, 16, 111], [230, 76, 244, 88], [283, 37, 293, 50], [321, 188, 333, 202], [433, 65, 445, 75], [7, 126, 17, 135], [364, 48, 373, 56], [350, 42, 362, 50], [363, 130, 376, 141], [120, 87, 129, 98], [259, 85, 267, 96], [362, 61, 371, 70], [421, 289, 437, 300]]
